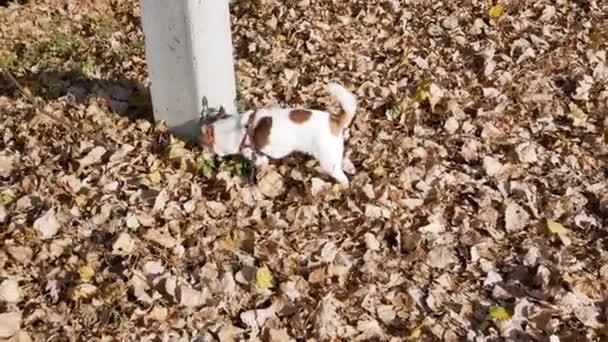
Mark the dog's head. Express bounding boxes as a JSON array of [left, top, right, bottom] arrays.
[[198, 106, 228, 152]]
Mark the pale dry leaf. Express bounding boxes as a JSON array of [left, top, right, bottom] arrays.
[[130, 272, 154, 304], [441, 17, 458, 30], [558, 292, 602, 328], [504, 201, 530, 232], [206, 201, 227, 218], [314, 294, 344, 339], [177, 286, 207, 308], [146, 306, 168, 322], [144, 228, 178, 249], [419, 218, 446, 235], [280, 281, 301, 301], [362, 184, 375, 199], [0, 204, 6, 223], [137, 212, 157, 227], [571, 76, 593, 101], [153, 189, 169, 212], [15, 195, 38, 212], [125, 213, 140, 229], [240, 300, 281, 328], [428, 83, 443, 111], [78, 146, 107, 167], [235, 266, 257, 285], [460, 140, 479, 162], [427, 246, 457, 269], [168, 138, 189, 161], [0, 279, 22, 304], [320, 241, 338, 263], [482, 87, 500, 98], [182, 199, 196, 213], [33, 208, 62, 239], [356, 319, 386, 340], [523, 245, 541, 266], [258, 170, 285, 198], [444, 117, 459, 133], [71, 284, 97, 300], [364, 233, 381, 251], [143, 260, 165, 275], [6, 245, 33, 265], [311, 178, 330, 196], [400, 198, 424, 210], [364, 204, 389, 219], [112, 232, 136, 255], [483, 156, 503, 177], [268, 328, 295, 342], [45, 280, 60, 303], [7, 331, 32, 342], [376, 304, 396, 324], [484, 271, 503, 287], [217, 323, 245, 342], [342, 156, 356, 174], [0, 312, 21, 338], [515, 142, 538, 164], [0, 154, 14, 177], [61, 174, 82, 193]]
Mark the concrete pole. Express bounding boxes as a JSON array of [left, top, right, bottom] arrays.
[[139, 0, 237, 143]]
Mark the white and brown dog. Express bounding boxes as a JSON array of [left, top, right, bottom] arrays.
[[198, 83, 357, 184]]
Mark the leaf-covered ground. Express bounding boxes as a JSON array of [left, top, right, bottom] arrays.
[[1, 0, 608, 341]]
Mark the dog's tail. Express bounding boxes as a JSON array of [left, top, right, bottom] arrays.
[[326, 82, 358, 132]]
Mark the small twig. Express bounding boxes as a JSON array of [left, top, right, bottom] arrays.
[[2, 70, 115, 152]]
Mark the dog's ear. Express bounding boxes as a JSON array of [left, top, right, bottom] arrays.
[[217, 105, 227, 119]]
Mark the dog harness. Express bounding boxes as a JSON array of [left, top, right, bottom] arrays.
[[238, 111, 272, 162]]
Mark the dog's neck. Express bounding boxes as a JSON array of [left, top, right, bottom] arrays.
[[205, 113, 252, 157]]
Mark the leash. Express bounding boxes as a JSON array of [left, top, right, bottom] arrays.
[[238, 111, 258, 182], [238, 111, 266, 182]]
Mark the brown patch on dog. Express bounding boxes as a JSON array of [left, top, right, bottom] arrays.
[[289, 109, 312, 124], [329, 109, 347, 136], [253, 117, 272, 150], [199, 125, 215, 147]]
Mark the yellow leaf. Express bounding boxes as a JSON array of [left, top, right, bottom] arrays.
[[0, 193, 16, 205], [103, 281, 126, 301], [81, 121, 95, 133], [79, 265, 95, 282], [72, 283, 97, 300], [488, 305, 512, 320], [220, 234, 237, 251], [408, 324, 423, 339], [569, 102, 585, 118], [168, 138, 189, 161], [547, 219, 568, 235], [145, 171, 162, 185], [75, 195, 89, 207], [22, 86, 33, 98], [255, 266, 275, 289], [373, 166, 386, 177], [413, 84, 431, 103], [489, 4, 504, 19]]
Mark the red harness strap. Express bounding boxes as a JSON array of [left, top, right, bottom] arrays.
[[238, 111, 258, 155], [238, 111, 271, 162]]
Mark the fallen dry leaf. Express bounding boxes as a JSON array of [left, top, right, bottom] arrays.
[[0, 279, 22, 304], [78, 146, 107, 167], [257, 169, 285, 198], [1, 0, 607, 339], [0, 312, 21, 338], [33, 208, 62, 239]]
